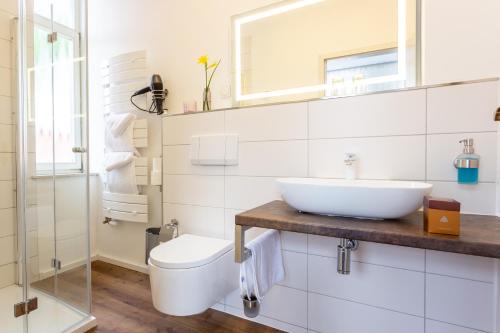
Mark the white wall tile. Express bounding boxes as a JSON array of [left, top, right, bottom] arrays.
[[309, 136, 426, 180], [0, 263, 15, 288], [308, 293, 424, 333], [226, 103, 307, 141], [426, 250, 495, 283], [226, 141, 308, 177], [0, 208, 14, 237], [427, 132, 497, 182], [225, 305, 308, 333], [163, 203, 225, 239], [0, 124, 13, 152], [309, 89, 426, 139], [29, 256, 40, 282], [426, 320, 485, 333], [0, 96, 13, 125], [427, 81, 498, 134], [0, 39, 11, 68], [308, 235, 425, 272], [163, 111, 224, 145], [0, 11, 13, 41], [0, 0, 17, 16], [309, 255, 425, 316], [0, 180, 14, 209], [0, 235, 14, 266], [0, 152, 14, 180], [163, 175, 224, 207], [0, 68, 11, 97], [281, 231, 307, 253], [163, 145, 224, 175], [225, 176, 281, 210], [280, 250, 307, 291], [29, 230, 38, 258], [429, 181, 497, 215], [353, 241, 425, 272], [426, 274, 494, 332], [226, 285, 308, 328]]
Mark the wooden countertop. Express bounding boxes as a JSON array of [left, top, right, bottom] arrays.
[[235, 201, 500, 259]]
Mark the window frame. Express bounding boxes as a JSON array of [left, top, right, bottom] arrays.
[[322, 47, 401, 97], [33, 3, 84, 175]]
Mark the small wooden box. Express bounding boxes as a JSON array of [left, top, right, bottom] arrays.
[[423, 196, 461, 235]]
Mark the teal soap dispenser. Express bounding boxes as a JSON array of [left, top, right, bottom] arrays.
[[454, 138, 479, 184]]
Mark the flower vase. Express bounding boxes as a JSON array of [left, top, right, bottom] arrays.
[[203, 87, 212, 111]]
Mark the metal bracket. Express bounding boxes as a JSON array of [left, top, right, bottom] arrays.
[[51, 258, 62, 270], [14, 297, 38, 318], [72, 147, 87, 153], [235, 225, 251, 263], [47, 32, 57, 43]]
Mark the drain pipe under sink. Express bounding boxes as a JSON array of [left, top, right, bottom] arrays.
[[337, 238, 359, 275]]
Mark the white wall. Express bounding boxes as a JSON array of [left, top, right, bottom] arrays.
[[87, 0, 500, 276], [88, 0, 166, 269], [163, 80, 500, 332], [422, 0, 500, 85], [89, 0, 500, 116], [0, 0, 17, 289]]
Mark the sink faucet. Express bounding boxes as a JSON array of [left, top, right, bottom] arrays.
[[344, 153, 357, 180]]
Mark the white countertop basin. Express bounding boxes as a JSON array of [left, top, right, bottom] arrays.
[[277, 178, 433, 219]]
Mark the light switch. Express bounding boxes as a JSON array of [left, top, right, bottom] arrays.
[[198, 134, 226, 165], [190, 136, 200, 165], [225, 134, 239, 165]]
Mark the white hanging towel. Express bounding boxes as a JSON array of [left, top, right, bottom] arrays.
[[104, 152, 138, 194], [104, 112, 138, 154], [239, 230, 285, 303]]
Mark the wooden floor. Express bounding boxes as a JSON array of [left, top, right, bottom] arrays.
[[33, 261, 283, 333]]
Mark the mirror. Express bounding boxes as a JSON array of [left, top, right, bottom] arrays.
[[233, 0, 419, 105]]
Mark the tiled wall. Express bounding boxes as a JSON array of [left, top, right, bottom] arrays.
[[0, 1, 17, 289], [163, 80, 500, 333]]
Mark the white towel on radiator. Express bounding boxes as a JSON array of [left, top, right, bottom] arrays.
[[239, 230, 285, 302], [105, 112, 138, 154], [104, 152, 138, 194]]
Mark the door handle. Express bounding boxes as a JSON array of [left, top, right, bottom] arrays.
[[72, 147, 87, 153]]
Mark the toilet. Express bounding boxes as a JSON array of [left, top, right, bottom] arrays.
[[148, 234, 239, 316]]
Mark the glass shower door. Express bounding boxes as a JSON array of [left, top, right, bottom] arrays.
[[20, 0, 91, 331]]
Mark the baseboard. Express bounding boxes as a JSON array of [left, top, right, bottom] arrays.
[[95, 255, 149, 274]]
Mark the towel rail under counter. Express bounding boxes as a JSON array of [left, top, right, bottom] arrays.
[[234, 225, 252, 263]]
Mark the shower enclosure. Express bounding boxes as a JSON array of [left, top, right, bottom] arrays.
[[0, 0, 94, 332]]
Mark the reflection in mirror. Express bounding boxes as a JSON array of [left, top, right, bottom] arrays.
[[233, 0, 419, 106]]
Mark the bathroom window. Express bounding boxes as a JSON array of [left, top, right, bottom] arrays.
[[324, 48, 401, 97], [33, 0, 83, 173]]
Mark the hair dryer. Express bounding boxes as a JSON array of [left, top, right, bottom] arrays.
[[130, 74, 168, 115]]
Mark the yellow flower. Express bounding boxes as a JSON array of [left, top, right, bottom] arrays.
[[197, 55, 208, 65]]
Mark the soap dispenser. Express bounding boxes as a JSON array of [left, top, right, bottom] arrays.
[[454, 138, 479, 184]]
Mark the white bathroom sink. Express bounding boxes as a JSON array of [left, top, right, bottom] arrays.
[[277, 178, 433, 219]]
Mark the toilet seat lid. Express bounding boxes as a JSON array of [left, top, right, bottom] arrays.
[[149, 234, 233, 269]]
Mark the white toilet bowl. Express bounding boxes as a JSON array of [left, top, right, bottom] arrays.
[[148, 234, 239, 316]]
